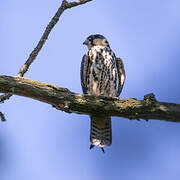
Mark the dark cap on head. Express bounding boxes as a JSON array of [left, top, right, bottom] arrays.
[[83, 34, 109, 49]]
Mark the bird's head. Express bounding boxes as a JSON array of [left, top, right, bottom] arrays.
[[83, 34, 110, 49]]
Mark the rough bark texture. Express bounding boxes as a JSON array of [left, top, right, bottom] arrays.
[[0, 75, 180, 122]]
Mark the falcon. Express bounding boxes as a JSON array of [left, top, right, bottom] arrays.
[[80, 34, 125, 152]]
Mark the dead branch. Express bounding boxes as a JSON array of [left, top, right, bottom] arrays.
[[17, 0, 92, 77], [0, 112, 6, 122], [0, 75, 180, 122]]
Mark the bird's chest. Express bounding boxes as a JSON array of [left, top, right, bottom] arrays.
[[86, 47, 118, 96], [89, 47, 113, 74]]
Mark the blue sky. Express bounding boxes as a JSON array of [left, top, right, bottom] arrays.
[[1, 0, 180, 179]]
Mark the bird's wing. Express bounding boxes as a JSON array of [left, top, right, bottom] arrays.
[[80, 54, 90, 94], [116, 57, 125, 96]]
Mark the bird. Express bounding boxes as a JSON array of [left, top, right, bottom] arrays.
[[80, 34, 125, 152]]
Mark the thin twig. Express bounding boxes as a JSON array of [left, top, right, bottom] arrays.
[[63, 0, 92, 9], [0, 112, 6, 122], [0, 0, 92, 104], [0, 93, 12, 103], [17, 0, 92, 77]]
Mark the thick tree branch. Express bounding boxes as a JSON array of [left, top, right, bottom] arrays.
[[0, 0, 92, 103], [0, 75, 180, 122]]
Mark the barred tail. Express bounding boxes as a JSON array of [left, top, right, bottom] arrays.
[[90, 115, 112, 152]]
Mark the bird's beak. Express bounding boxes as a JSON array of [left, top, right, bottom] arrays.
[[83, 39, 88, 45]]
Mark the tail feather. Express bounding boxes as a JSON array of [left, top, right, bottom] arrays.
[[90, 115, 112, 151]]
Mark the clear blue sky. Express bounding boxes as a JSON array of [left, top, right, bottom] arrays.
[[1, 0, 180, 179]]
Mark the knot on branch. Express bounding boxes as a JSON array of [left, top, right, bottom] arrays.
[[144, 93, 157, 104]]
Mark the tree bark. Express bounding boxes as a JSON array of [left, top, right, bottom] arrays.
[[0, 75, 180, 122]]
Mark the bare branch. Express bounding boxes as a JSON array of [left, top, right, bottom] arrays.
[[0, 0, 92, 103], [0, 93, 12, 103], [0, 112, 6, 122], [17, 0, 92, 77], [63, 0, 93, 9], [0, 75, 180, 123]]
